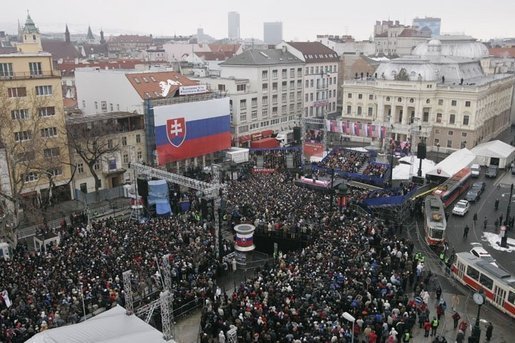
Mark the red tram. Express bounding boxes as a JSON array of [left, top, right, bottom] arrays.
[[451, 252, 515, 318]]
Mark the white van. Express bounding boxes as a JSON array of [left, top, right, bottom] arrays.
[[471, 163, 480, 178]]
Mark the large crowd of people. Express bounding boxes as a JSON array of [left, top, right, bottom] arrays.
[[318, 149, 370, 174], [201, 198, 432, 342], [0, 208, 227, 342], [1, 166, 426, 343]]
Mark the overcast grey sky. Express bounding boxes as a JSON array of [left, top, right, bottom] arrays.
[[2, 0, 515, 41]]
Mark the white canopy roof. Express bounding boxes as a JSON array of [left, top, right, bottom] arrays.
[[392, 156, 436, 180], [28, 305, 169, 343], [471, 140, 515, 159], [426, 148, 476, 178]]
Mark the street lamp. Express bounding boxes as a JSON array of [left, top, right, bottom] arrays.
[[471, 289, 485, 343], [502, 183, 513, 247], [343, 311, 356, 343], [436, 143, 440, 164]]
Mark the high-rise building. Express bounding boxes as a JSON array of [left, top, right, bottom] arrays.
[[263, 22, 283, 45], [413, 17, 441, 37], [228, 11, 240, 40]]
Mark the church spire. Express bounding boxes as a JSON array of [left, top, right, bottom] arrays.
[[100, 28, 105, 44], [65, 24, 70, 43], [86, 25, 95, 41]]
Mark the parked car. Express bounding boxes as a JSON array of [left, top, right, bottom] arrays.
[[465, 189, 481, 202], [486, 165, 498, 178], [452, 200, 470, 216], [471, 181, 486, 195], [471, 163, 481, 178]]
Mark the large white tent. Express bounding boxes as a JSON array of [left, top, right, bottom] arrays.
[[426, 148, 476, 179], [471, 140, 515, 168], [392, 156, 436, 180], [28, 305, 171, 343]]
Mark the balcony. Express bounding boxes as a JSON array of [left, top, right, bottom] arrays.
[[0, 70, 61, 80]]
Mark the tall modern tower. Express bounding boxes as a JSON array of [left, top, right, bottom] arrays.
[[263, 22, 283, 45], [228, 11, 240, 40]]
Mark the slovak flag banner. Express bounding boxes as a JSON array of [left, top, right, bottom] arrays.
[[235, 233, 254, 248], [154, 98, 231, 165], [1, 290, 12, 308]]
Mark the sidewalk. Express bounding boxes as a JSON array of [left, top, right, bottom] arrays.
[[407, 290, 510, 343]]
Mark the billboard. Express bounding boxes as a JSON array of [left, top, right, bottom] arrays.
[[154, 97, 231, 165]]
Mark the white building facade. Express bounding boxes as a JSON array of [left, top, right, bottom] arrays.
[[342, 40, 515, 153], [217, 49, 305, 145]]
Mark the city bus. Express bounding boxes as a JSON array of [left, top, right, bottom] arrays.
[[451, 252, 515, 318], [433, 167, 472, 207], [424, 195, 447, 246]]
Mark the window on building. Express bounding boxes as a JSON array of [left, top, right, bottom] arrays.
[[347, 105, 352, 115], [35, 85, 52, 96], [11, 109, 30, 120], [43, 147, 60, 158], [447, 140, 452, 148], [262, 96, 268, 106], [438, 99, 443, 106], [426, 99, 430, 104], [448, 130, 453, 136], [290, 68, 295, 77], [449, 114, 456, 124], [348, 93, 352, 99], [240, 113, 247, 121], [108, 139, 113, 149], [451, 100, 457, 106], [463, 115, 469, 126], [8, 87, 27, 97], [0, 63, 13, 77], [272, 82, 278, 91], [237, 84, 246, 92], [369, 94, 374, 100], [423, 112, 429, 122], [136, 134, 141, 143], [123, 154, 129, 164], [38, 106, 55, 117], [94, 101, 98, 110], [436, 113, 442, 123], [272, 69, 278, 78], [101, 101, 107, 112], [434, 138, 440, 145], [40, 127, 57, 138], [357, 106, 362, 115], [465, 101, 471, 107], [94, 162, 100, 171], [397, 97, 402, 102], [462, 132, 467, 137], [82, 100, 86, 108], [282, 69, 287, 78], [122, 136, 127, 146], [137, 151, 142, 160], [110, 103, 114, 111], [47, 167, 63, 177], [240, 99, 247, 110], [29, 62, 42, 76], [262, 70, 268, 79], [14, 130, 32, 142], [24, 172, 39, 182], [262, 83, 268, 91], [218, 84, 226, 92], [358, 94, 363, 99], [368, 107, 373, 116], [272, 107, 278, 115], [77, 162, 84, 174]]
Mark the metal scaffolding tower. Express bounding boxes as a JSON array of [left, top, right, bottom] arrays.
[[122, 270, 134, 315], [160, 290, 174, 341]]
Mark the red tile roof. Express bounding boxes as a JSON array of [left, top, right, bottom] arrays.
[[57, 59, 144, 76], [489, 47, 515, 58], [125, 71, 200, 100]]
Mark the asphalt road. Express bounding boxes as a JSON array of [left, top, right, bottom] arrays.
[[444, 167, 515, 275]]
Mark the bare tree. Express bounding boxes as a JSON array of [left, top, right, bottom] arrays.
[[66, 117, 121, 192], [0, 83, 74, 228]]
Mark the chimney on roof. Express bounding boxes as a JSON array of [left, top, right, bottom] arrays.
[[282, 45, 287, 53]]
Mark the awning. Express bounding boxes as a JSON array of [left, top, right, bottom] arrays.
[[239, 135, 251, 143], [251, 133, 262, 141], [261, 130, 274, 138], [103, 168, 126, 176]]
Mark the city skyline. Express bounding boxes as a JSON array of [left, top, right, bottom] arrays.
[[2, 0, 515, 42]]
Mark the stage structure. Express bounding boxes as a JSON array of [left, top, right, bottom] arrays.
[[124, 163, 222, 341]]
